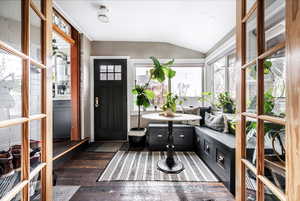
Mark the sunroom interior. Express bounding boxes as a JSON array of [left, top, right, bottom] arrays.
[[0, 0, 299, 201]]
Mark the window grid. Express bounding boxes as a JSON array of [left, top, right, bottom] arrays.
[[0, 0, 50, 200], [239, 0, 286, 201]]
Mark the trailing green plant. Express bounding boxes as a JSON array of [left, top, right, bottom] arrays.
[[161, 93, 179, 113], [216, 92, 236, 113]]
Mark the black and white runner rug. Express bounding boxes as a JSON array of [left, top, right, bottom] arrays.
[[98, 151, 218, 182]]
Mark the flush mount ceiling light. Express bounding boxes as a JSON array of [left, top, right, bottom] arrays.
[[99, 5, 109, 14], [98, 14, 109, 23], [98, 4, 109, 23]]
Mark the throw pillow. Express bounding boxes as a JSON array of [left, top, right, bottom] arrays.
[[204, 112, 225, 132]]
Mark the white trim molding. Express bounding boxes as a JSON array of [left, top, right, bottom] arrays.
[[53, 1, 93, 41], [90, 56, 130, 142]]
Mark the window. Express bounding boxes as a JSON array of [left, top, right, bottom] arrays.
[[135, 66, 203, 110], [212, 53, 236, 102], [213, 57, 226, 98]]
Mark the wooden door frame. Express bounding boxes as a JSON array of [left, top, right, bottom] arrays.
[[52, 9, 81, 141], [90, 56, 130, 142], [0, 0, 53, 200], [236, 0, 300, 201]]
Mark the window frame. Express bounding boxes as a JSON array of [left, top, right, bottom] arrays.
[[130, 59, 205, 113], [0, 0, 52, 200]]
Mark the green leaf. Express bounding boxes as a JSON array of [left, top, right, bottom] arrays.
[[150, 56, 161, 68], [264, 60, 272, 68], [132, 89, 138, 95], [144, 90, 155, 100], [142, 98, 150, 108], [166, 68, 176, 79]]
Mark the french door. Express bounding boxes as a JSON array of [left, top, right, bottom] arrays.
[[0, 0, 52, 200], [236, 0, 300, 201]]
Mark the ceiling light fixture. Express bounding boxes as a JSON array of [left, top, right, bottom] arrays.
[[98, 14, 109, 23], [98, 4, 109, 23]]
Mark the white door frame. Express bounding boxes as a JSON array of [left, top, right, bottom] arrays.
[[90, 56, 131, 142]]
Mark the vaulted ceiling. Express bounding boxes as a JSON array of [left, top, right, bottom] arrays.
[[54, 0, 236, 54]]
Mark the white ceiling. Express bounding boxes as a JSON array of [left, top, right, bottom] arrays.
[[54, 0, 236, 53]]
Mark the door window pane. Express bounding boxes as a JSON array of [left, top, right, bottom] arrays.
[[264, 184, 282, 201], [0, 124, 22, 199], [100, 65, 107, 72], [107, 65, 114, 73], [246, 12, 257, 63], [246, 65, 257, 113], [115, 65, 122, 73], [30, 66, 42, 115], [264, 121, 285, 193], [107, 73, 114, 80], [0, 0, 22, 51], [100, 73, 107, 80], [0, 50, 22, 121], [30, 8, 42, 63], [30, 120, 42, 170], [264, 0, 285, 50], [264, 49, 286, 118], [30, 171, 41, 200], [245, 167, 257, 201], [32, 0, 42, 12], [115, 73, 122, 80], [245, 117, 257, 166], [246, 0, 256, 12]]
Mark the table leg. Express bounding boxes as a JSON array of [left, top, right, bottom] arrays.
[[157, 121, 184, 174]]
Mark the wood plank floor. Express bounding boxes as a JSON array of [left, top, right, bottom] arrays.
[[54, 143, 235, 201]]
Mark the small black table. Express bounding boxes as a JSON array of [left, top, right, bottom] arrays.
[[142, 113, 201, 174]]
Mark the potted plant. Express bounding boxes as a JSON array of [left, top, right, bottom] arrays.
[[129, 83, 154, 146], [161, 93, 179, 117], [129, 57, 175, 145], [216, 92, 236, 113], [149, 57, 177, 117]]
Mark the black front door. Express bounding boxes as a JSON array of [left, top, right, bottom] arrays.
[[94, 59, 127, 140]]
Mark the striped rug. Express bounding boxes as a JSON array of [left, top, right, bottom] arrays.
[[98, 151, 218, 182]]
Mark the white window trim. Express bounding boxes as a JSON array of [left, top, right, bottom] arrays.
[[130, 59, 205, 115]]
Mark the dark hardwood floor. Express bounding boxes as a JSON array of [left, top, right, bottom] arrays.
[[54, 143, 235, 201]]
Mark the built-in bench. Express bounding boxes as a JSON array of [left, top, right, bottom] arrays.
[[147, 123, 194, 151]]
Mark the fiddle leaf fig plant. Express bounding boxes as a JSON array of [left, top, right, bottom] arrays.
[[149, 56, 178, 117], [149, 56, 175, 82], [131, 56, 176, 128], [132, 84, 154, 129]]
